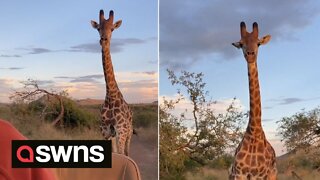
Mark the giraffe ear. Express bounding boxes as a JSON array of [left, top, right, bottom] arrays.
[[113, 20, 122, 30], [91, 20, 99, 29], [258, 35, 271, 46], [232, 42, 242, 49]]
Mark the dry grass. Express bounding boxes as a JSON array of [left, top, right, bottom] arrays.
[[277, 170, 319, 180], [182, 149, 320, 180], [184, 167, 320, 180], [185, 167, 229, 180]]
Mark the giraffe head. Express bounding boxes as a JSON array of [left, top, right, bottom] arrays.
[[101, 119, 117, 140], [91, 10, 122, 44], [232, 22, 271, 63]]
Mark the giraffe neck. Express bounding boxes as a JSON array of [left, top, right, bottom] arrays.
[[247, 61, 263, 135], [101, 42, 122, 103]]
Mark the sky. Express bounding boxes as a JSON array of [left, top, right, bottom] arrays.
[[160, 0, 320, 156], [0, 0, 158, 103]]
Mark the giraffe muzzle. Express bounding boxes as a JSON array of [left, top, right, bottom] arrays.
[[110, 125, 116, 137]]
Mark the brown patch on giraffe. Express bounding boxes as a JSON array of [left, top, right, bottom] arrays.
[[245, 154, 251, 165], [250, 156, 257, 167], [253, 90, 259, 98], [242, 166, 249, 174], [252, 145, 257, 153], [249, 112, 255, 121], [265, 151, 271, 159], [242, 141, 249, 151], [101, 108, 107, 114], [248, 145, 253, 153], [251, 168, 258, 176], [254, 96, 260, 105], [255, 128, 262, 135], [114, 108, 120, 114], [120, 106, 125, 112], [237, 152, 246, 160], [116, 114, 122, 120], [107, 110, 113, 118], [251, 119, 256, 128], [259, 166, 266, 173], [257, 143, 264, 153], [115, 100, 120, 107]]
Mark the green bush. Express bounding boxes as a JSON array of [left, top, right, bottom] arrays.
[[53, 98, 98, 128], [23, 97, 99, 128], [209, 154, 234, 169], [132, 104, 157, 128]]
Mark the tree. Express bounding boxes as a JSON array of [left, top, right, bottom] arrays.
[[160, 70, 246, 179], [10, 79, 67, 127], [277, 107, 320, 170], [277, 107, 320, 151]]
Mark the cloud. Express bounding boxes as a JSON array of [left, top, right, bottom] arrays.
[[262, 118, 274, 122], [36, 80, 55, 85], [55, 78, 157, 103], [0, 71, 157, 103], [133, 71, 157, 76], [7, 47, 55, 57], [55, 74, 104, 83], [53, 76, 71, 79], [69, 43, 100, 53], [118, 79, 158, 103], [161, 94, 244, 119], [0, 78, 20, 102], [70, 78, 99, 83], [16, 47, 53, 55], [69, 38, 146, 53], [160, 0, 320, 69], [0, 54, 21, 58], [28, 48, 52, 54], [0, 67, 24, 70], [263, 106, 273, 110], [0, 37, 148, 58], [270, 97, 319, 105], [277, 98, 304, 105], [79, 75, 104, 79], [119, 79, 157, 89]]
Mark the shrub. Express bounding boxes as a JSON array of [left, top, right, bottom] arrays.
[[132, 104, 157, 128]]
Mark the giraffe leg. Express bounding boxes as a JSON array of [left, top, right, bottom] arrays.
[[267, 168, 277, 180], [229, 175, 246, 180], [124, 131, 132, 156], [111, 137, 118, 153], [116, 133, 126, 155]]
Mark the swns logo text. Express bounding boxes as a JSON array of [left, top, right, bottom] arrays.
[[12, 140, 111, 168]]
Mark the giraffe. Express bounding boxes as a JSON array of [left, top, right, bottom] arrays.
[[229, 22, 277, 179], [91, 9, 133, 156]]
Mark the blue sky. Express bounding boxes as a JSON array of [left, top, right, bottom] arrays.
[[0, 0, 157, 103], [160, 0, 320, 156]]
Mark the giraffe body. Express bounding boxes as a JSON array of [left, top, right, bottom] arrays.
[[91, 10, 133, 156], [230, 22, 277, 179]]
